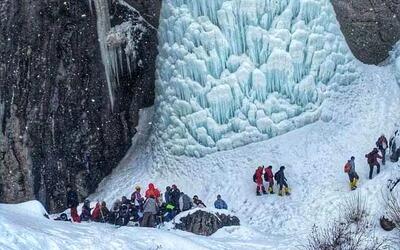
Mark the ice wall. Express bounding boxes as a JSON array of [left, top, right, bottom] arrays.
[[154, 0, 358, 157]]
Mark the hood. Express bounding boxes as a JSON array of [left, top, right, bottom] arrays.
[[148, 183, 155, 189]]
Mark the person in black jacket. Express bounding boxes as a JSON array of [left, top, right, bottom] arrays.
[[66, 185, 80, 222], [170, 184, 181, 212], [275, 166, 291, 196]]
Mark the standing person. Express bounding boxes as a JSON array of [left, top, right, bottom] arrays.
[[264, 166, 275, 194], [365, 148, 382, 179], [214, 195, 228, 210], [170, 184, 181, 210], [192, 195, 206, 208], [179, 192, 192, 212], [141, 195, 158, 227], [376, 134, 388, 165], [131, 186, 144, 212], [253, 166, 267, 196], [66, 184, 80, 222], [275, 166, 291, 196], [145, 183, 161, 199], [344, 157, 359, 190], [165, 186, 172, 204]]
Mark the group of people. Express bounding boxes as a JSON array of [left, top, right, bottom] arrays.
[[253, 165, 290, 196], [63, 183, 228, 228], [343, 134, 388, 190]]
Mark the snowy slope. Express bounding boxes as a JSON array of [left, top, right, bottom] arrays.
[[89, 61, 400, 248], [0, 201, 272, 250], [1, 59, 399, 250]]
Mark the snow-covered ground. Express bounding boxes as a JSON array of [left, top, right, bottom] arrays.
[[1, 61, 399, 250]]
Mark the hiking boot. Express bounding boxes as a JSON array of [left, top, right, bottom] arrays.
[[256, 191, 261, 196]]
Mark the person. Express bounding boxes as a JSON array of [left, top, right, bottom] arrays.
[[66, 184, 80, 222], [376, 134, 388, 165], [54, 213, 71, 222], [141, 195, 158, 227], [145, 183, 161, 199], [131, 186, 144, 212], [170, 184, 181, 209], [162, 203, 176, 222], [275, 166, 290, 196], [264, 166, 275, 194], [253, 166, 267, 196], [92, 201, 109, 223], [192, 195, 206, 208], [121, 196, 130, 206], [344, 157, 359, 190], [108, 199, 121, 225], [80, 199, 92, 222], [214, 195, 228, 210], [179, 192, 192, 212], [165, 186, 172, 204], [91, 202, 101, 222], [365, 148, 382, 179], [99, 201, 110, 223], [117, 203, 131, 226]]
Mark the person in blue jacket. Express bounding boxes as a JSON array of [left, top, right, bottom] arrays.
[[214, 195, 228, 209]]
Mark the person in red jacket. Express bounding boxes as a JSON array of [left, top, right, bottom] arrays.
[[376, 134, 388, 165], [264, 166, 275, 194], [145, 183, 161, 199], [253, 166, 267, 196], [365, 148, 382, 179]]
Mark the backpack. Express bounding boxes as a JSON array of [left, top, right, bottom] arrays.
[[344, 162, 351, 173], [182, 194, 192, 211], [253, 173, 256, 183], [274, 171, 280, 181]]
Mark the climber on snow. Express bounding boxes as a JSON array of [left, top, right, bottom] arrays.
[[66, 184, 80, 222], [145, 183, 161, 200], [214, 195, 228, 210], [80, 199, 92, 222], [192, 195, 206, 208], [131, 186, 144, 212], [264, 165, 275, 194], [275, 166, 291, 196], [365, 148, 382, 179], [253, 166, 267, 196], [376, 134, 388, 165], [344, 156, 359, 190]]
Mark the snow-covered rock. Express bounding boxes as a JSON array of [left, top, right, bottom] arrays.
[[172, 208, 240, 236], [154, 0, 358, 156]]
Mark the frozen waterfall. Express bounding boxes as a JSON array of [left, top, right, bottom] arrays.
[[154, 0, 358, 157], [91, 0, 148, 110]]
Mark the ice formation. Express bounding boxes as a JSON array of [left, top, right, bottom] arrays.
[[91, 0, 149, 109], [154, 0, 358, 157]]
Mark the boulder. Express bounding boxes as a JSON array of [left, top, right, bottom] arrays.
[[331, 0, 400, 64], [174, 209, 240, 236]]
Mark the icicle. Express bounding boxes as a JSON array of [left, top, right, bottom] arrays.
[[93, 0, 118, 110]]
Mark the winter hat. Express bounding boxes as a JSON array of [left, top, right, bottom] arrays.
[[268, 166, 272, 169], [172, 184, 177, 189], [280, 166, 285, 170]]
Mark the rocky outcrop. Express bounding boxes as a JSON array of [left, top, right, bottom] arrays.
[[175, 210, 240, 236], [0, 0, 161, 212], [331, 0, 400, 64]]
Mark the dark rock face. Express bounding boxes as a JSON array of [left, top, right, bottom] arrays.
[[331, 0, 400, 64], [0, 0, 161, 212], [175, 210, 240, 236]]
